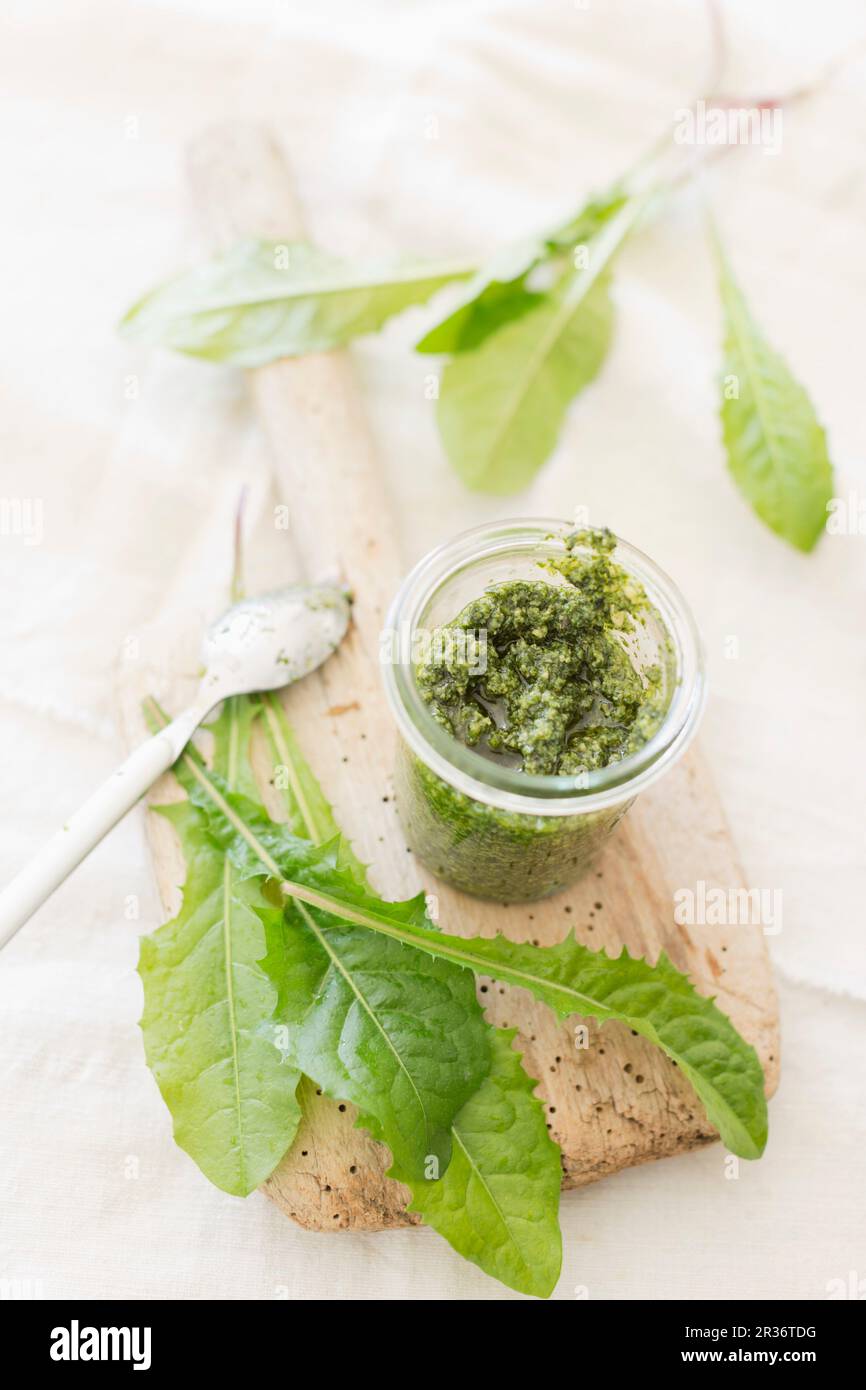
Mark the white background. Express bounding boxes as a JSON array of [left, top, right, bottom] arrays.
[[0, 0, 864, 1299]]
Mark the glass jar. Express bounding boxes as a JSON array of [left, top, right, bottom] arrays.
[[382, 519, 705, 903]]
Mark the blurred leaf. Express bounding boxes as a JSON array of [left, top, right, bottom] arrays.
[[436, 266, 614, 493], [717, 242, 833, 551], [432, 197, 646, 492], [120, 239, 473, 366], [415, 237, 545, 355], [416, 183, 628, 356]]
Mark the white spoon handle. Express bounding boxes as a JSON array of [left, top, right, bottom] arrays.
[[0, 702, 210, 951]]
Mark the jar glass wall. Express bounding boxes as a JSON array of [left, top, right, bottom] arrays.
[[382, 519, 705, 903]]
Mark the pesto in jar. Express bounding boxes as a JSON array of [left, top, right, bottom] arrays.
[[396, 529, 672, 903], [415, 528, 666, 778]]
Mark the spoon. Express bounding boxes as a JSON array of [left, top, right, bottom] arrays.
[[0, 582, 350, 950]]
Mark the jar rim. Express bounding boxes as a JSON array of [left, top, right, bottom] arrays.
[[382, 518, 706, 817]]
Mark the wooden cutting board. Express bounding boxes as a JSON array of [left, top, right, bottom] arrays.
[[118, 124, 779, 1233]]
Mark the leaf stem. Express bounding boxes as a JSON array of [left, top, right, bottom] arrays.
[[260, 691, 326, 846], [231, 487, 248, 603]]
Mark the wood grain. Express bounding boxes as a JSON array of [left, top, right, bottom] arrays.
[[118, 124, 779, 1234]]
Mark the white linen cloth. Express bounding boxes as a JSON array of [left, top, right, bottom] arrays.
[[1, 0, 864, 1299]]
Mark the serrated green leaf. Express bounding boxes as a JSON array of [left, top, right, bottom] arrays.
[[392, 1029, 562, 1298], [144, 690, 764, 1296], [207, 830, 767, 1161], [119, 239, 474, 367], [257, 698, 561, 1294], [175, 737, 491, 1182], [365, 922, 768, 1161], [172, 751, 767, 1159], [717, 243, 833, 552], [137, 698, 303, 1196], [270, 906, 491, 1179], [167, 708, 562, 1289]]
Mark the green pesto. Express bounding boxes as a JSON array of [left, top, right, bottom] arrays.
[[395, 741, 632, 902], [415, 528, 665, 777], [399, 529, 669, 902]]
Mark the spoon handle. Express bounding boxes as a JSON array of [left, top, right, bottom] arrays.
[[0, 703, 209, 951]]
